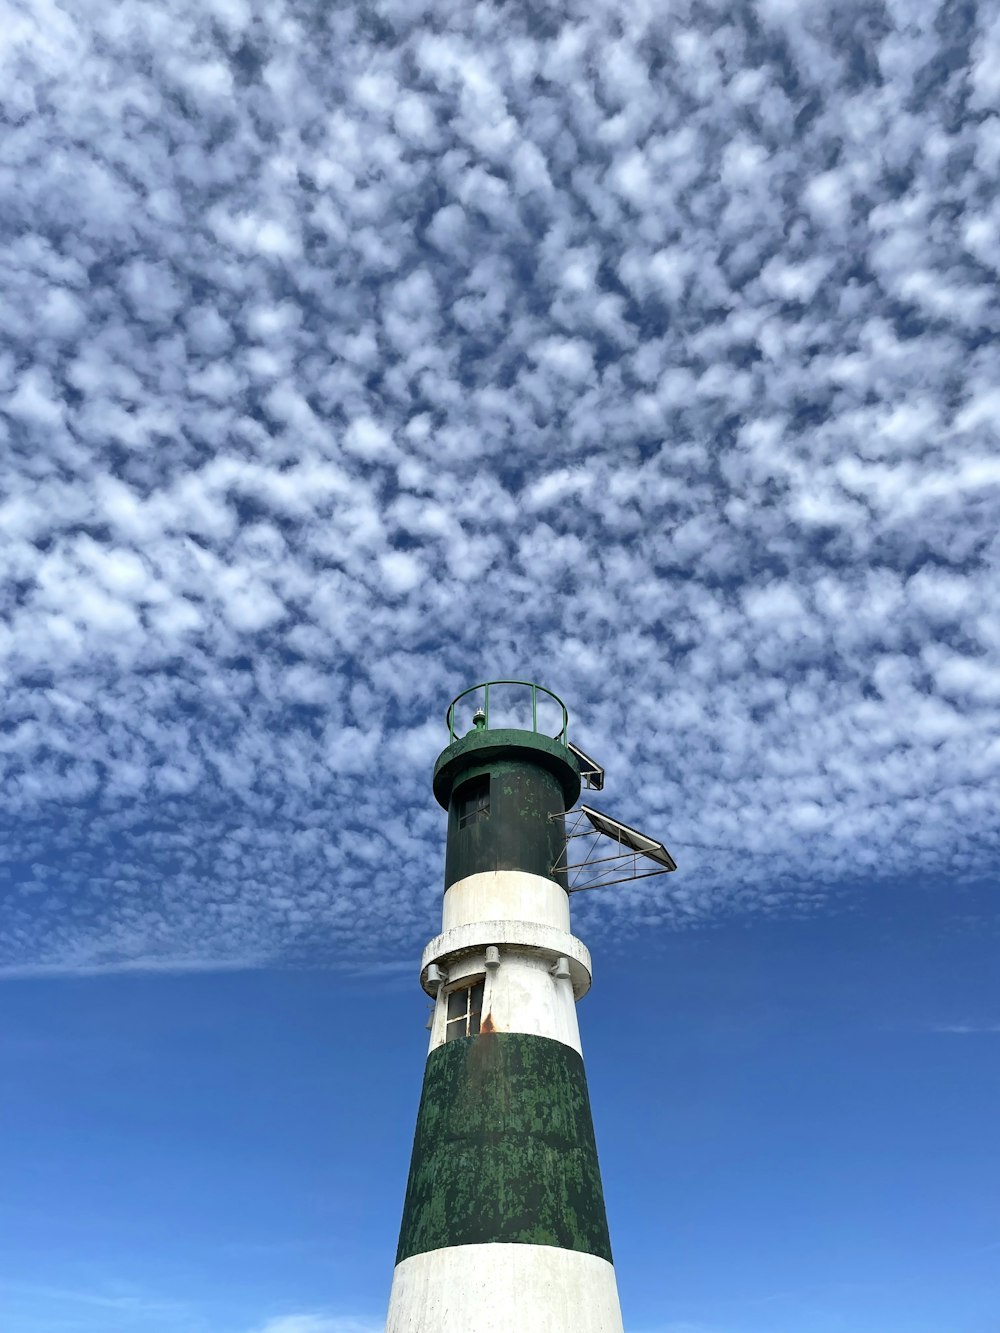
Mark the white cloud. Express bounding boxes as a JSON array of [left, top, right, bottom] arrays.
[[0, 0, 995, 977], [344, 417, 394, 460], [932, 1023, 1000, 1035]]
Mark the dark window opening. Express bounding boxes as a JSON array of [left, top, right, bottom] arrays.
[[456, 775, 490, 829], [445, 978, 484, 1041]]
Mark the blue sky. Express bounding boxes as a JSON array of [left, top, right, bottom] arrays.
[[1, 0, 999, 1327], [1, 890, 998, 1333]]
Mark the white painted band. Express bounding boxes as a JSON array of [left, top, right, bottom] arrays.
[[443, 870, 571, 933], [385, 1241, 624, 1333]]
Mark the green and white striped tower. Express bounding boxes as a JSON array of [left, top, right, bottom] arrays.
[[386, 682, 625, 1333]]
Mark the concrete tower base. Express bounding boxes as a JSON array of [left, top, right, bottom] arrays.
[[386, 1242, 624, 1333]]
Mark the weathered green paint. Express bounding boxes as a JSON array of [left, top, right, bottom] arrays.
[[433, 727, 581, 810], [396, 1031, 612, 1264], [434, 729, 581, 892], [445, 760, 570, 890]]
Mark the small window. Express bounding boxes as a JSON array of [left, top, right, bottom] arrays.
[[445, 979, 485, 1042], [456, 775, 490, 829]]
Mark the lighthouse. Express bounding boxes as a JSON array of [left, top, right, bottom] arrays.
[[386, 681, 675, 1333]]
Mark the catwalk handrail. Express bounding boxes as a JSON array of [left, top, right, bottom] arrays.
[[445, 680, 569, 745]]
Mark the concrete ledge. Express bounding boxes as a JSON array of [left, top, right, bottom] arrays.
[[421, 920, 592, 1000]]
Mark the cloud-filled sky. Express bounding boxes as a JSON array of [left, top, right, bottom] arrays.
[[1, 4, 999, 1330], [2, 0, 999, 977]]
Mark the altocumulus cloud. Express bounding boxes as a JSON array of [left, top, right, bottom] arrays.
[[0, 0, 998, 976]]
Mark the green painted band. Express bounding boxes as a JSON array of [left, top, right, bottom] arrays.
[[443, 759, 571, 890], [395, 1031, 612, 1264]]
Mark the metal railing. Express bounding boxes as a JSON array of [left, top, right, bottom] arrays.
[[445, 680, 569, 744]]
